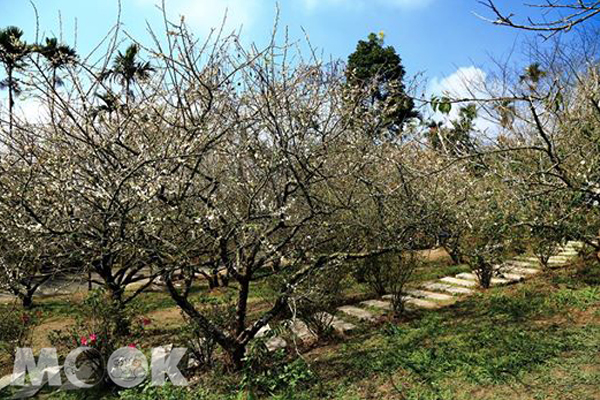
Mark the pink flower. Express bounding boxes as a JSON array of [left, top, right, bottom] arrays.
[[128, 343, 136, 348], [80, 336, 88, 346], [141, 317, 152, 326], [89, 334, 97, 343]]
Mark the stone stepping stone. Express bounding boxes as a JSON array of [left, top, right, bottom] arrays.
[[256, 324, 287, 352], [548, 256, 570, 262], [284, 320, 317, 343], [507, 266, 540, 275], [382, 294, 439, 309], [515, 256, 541, 262], [566, 241, 585, 248], [497, 273, 525, 282], [509, 260, 540, 268], [558, 253, 578, 258], [404, 296, 439, 309], [514, 256, 570, 265], [265, 337, 287, 352], [405, 289, 454, 302], [559, 249, 579, 254], [337, 305, 375, 321], [440, 276, 478, 287], [360, 299, 392, 310], [422, 282, 474, 295], [315, 312, 357, 334], [456, 273, 512, 285]]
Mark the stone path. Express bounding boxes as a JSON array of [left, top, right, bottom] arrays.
[[275, 240, 586, 351]]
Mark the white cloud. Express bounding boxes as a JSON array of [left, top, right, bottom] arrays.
[[429, 66, 498, 133], [429, 66, 487, 100], [134, 0, 264, 35], [0, 96, 50, 126]]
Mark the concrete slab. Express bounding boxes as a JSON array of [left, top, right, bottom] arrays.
[[404, 296, 439, 309], [255, 324, 287, 352], [315, 312, 356, 334], [285, 320, 317, 343], [514, 256, 541, 263], [456, 273, 511, 286], [497, 273, 525, 282], [265, 337, 287, 352], [557, 250, 579, 257], [440, 277, 478, 287], [422, 282, 474, 295], [405, 289, 454, 301], [506, 266, 541, 275], [506, 258, 541, 268], [360, 299, 392, 310], [566, 241, 585, 248], [337, 305, 375, 321]]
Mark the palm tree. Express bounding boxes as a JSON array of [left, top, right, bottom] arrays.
[[100, 44, 153, 105], [37, 37, 77, 87], [0, 26, 31, 134], [37, 37, 77, 116]]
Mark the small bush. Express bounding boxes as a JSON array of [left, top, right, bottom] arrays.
[[179, 296, 235, 370], [240, 347, 315, 399], [0, 306, 41, 365], [385, 253, 420, 316], [290, 265, 347, 340], [48, 289, 150, 386]]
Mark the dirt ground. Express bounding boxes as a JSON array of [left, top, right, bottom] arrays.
[[416, 247, 451, 262]]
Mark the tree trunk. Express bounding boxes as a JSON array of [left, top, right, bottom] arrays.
[[107, 283, 131, 336], [209, 271, 220, 289], [220, 271, 229, 287], [229, 344, 246, 370], [443, 245, 462, 265], [235, 278, 250, 336], [8, 68, 14, 135], [20, 292, 34, 309]]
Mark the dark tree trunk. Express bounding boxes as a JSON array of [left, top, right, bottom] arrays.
[[229, 345, 246, 370], [20, 292, 34, 309], [8, 68, 14, 135], [106, 282, 131, 336], [207, 274, 219, 290], [235, 278, 250, 336], [444, 245, 462, 265], [220, 271, 229, 287]]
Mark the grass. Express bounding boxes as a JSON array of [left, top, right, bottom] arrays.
[[2, 254, 599, 399]]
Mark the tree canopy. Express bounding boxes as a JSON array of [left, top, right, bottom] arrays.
[[346, 32, 418, 139]]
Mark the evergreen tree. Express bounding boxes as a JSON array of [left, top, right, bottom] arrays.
[[346, 32, 418, 139]]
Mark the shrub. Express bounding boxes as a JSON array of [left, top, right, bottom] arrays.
[[384, 252, 419, 316], [0, 306, 41, 365], [240, 346, 314, 399], [48, 290, 149, 386], [178, 296, 235, 370], [289, 265, 347, 340]]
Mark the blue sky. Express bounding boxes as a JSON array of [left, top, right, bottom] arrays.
[[1, 0, 532, 75], [1, 0, 547, 121]]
